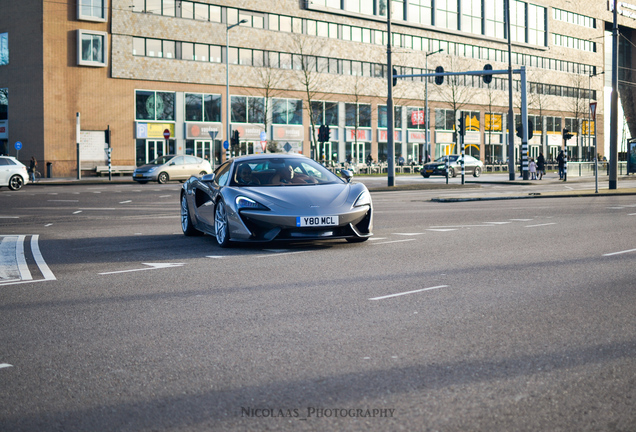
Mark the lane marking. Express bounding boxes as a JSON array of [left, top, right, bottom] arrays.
[[484, 222, 510, 225], [47, 200, 79, 202], [603, 248, 636, 257], [369, 237, 387, 241], [370, 285, 448, 301], [255, 250, 310, 258], [72, 211, 82, 214], [31, 235, 56, 281], [44, 224, 53, 227], [16, 235, 32, 281], [0, 216, 19, 219], [119, 200, 132, 204], [206, 256, 226, 259], [395, 232, 425, 236], [426, 229, 457, 232], [524, 223, 557, 228], [510, 219, 533, 221], [0, 364, 13, 369], [99, 262, 185, 275], [372, 239, 416, 245]]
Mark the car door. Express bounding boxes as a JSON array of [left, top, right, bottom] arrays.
[[194, 161, 231, 229], [165, 156, 185, 180], [0, 158, 9, 184]]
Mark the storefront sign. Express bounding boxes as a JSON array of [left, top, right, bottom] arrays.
[[406, 130, 426, 143], [232, 124, 265, 141], [185, 122, 223, 140], [0, 120, 7, 139], [272, 125, 304, 141], [345, 128, 372, 142], [410, 110, 425, 125], [135, 122, 175, 139], [378, 129, 403, 143], [435, 131, 454, 143]]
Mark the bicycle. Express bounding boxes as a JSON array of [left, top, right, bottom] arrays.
[[30, 170, 42, 183]]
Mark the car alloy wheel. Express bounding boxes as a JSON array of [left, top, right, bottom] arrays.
[[157, 172, 169, 184], [473, 166, 482, 177], [181, 194, 203, 236], [214, 201, 231, 247], [448, 168, 455, 178], [8, 175, 24, 191]]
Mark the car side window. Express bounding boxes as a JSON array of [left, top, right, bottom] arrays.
[[215, 162, 232, 186], [185, 156, 199, 164], [171, 156, 185, 165], [0, 158, 8, 166]]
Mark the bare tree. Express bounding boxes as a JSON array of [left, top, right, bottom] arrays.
[[249, 63, 285, 153], [567, 74, 589, 160], [484, 81, 504, 163], [288, 34, 331, 159]]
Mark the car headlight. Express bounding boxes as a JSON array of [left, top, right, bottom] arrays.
[[236, 196, 269, 211], [437, 165, 446, 169], [353, 190, 372, 207]]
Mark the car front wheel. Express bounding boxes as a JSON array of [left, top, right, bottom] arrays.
[[448, 168, 455, 178], [181, 194, 203, 236], [214, 201, 231, 248], [157, 172, 169, 184], [8, 175, 24, 191], [473, 166, 482, 177]]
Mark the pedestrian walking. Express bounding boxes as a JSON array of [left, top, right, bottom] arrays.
[[536, 152, 545, 180], [557, 150, 565, 180], [29, 156, 37, 182], [529, 158, 537, 180]]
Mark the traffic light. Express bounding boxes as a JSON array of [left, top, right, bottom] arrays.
[[528, 120, 534, 140], [516, 124, 523, 139], [434, 66, 444, 85], [563, 128, 573, 141], [483, 64, 493, 84], [392, 67, 397, 87], [318, 124, 330, 142], [231, 130, 240, 147], [457, 116, 465, 136]]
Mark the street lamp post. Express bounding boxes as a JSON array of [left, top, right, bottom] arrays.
[[226, 19, 247, 161], [425, 49, 443, 163], [588, 71, 604, 161]]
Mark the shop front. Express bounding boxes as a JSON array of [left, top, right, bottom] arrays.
[[345, 128, 371, 164], [378, 129, 402, 164], [231, 123, 266, 156], [185, 122, 223, 168], [135, 122, 176, 166], [271, 125, 304, 154]]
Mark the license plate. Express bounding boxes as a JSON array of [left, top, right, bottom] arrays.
[[135, 173, 143, 177], [426, 170, 433, 173], [296, 216, 339, 227]]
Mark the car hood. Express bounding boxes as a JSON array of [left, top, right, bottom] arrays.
[[235, 183, 356, 211]]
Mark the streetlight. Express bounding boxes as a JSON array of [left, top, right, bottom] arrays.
[[226, 19, 248, 161], [424, 48, 443, 163]]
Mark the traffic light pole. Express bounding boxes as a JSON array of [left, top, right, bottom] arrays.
[[386, 1, 395, 187]]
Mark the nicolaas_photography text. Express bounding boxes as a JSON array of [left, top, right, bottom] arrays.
[[241, 407, 396, 419]]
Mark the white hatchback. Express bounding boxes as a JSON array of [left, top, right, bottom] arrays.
[[0, 156, 29, 190]]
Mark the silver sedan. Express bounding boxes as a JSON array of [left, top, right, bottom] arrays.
[[133, 155, 212, 184], [180, 154, 373, 247]]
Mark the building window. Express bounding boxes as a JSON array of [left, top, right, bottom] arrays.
[[436, 0, 458, 31], [407, 0, 432, 26], [135, 90, 175, 121], [272, 99, 302, 125], [77, 30, 107, 67], [78, 0, 106, 22], [0, 33, 7, 66], [185, 93, 221, 122], [485, 0, 504, 39], [461, 0, 482, 35], [311, 101, 339, 126], [0, 88, 7, 121], [379, 106, 403, 129], [435, 109, 456, 131], [231, 96, 265, 124], [528, 4, 546, 46], [345, 103, 372, 128], [510, 0, 526, 44]]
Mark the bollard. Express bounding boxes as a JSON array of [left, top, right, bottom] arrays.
[[46, 162, 52, 178]]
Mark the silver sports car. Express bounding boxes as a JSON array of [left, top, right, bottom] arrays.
[[180, 154, 373, 247]]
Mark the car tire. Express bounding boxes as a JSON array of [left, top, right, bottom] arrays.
[[181, 194, 203, 236], [157, 172, 169, 184], [214, 201, 232, 248], [199, 171, 207, 176], [422, 173, 430, 178], [473, 166, 482, 177], [448, 168, 455, 178], [8, 175, 24, 191]]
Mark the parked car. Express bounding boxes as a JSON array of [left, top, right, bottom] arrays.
[[133, 155, 212, 184], [180, 154, 373, 247], [0, 156, 29, 190], [421, 155, 483, 178]]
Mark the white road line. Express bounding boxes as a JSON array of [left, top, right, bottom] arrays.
[[0, 363, 13, 369], [372, 239, 416, 245], [119, 200, 132, 204], [47, 200, 79, 202], [369, 237, 387, 241], [16, 235, 32, 281], [255, 250, 310, 258], [31, 235, 56, 281], [99, 262, 185, 275], [369, 285, 448, 300], [44, 224, 53, 227], [395, 233, 425, 236], [77, 208, 117, 210], [484, 222, 511, 225], [206, 256, 226, 259], [72, 211, 82, 214], [524, 223, 557, 228], [0, 216, 19, 219], [629, 213, 636, 216], [426, 229, 457, 232], [509, 219, 533, 221], [603, 248, 636, 257]]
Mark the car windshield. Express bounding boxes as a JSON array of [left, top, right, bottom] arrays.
[[434, 156, 459, 163], [230, 157, 343, 187], [148, 156, 174, 165]]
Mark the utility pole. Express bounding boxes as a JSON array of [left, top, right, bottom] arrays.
[[506, 0, 515, 180], [609, 2, 619, 189], [386, 1, 395, 187]]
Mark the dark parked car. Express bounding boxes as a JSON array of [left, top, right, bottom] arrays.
[[421, 155, 483, 178]]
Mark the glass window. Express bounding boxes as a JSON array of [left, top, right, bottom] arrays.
[[194, 44, 208, 61], [132, 37, 144, 56], [194, 3, 208, 21], [0, 88, 8, 121], [436, 0, 458, 30], [181, 42, 194, 60], [185, 93, 203, 121], [210, 5, 221, 22], [180, 1, 194, 19], [136, 91, 154, 120], [146, 39, 161, 57], [204, 94, 221, 122], [156, 92, 175, 121], [408, 0, 432, 26], [163, 0, 175, 16], [210, 45, 221, 62], [163, 40, 175, 59], [0, 33, 7, 66], [325, 102, 338, 125], [79, 0, 105, 21], [248, 97, 265, 124], [78, 30, 107, 66], [231, 96, 247, 123], [280, 16, 292, 32], [272, 99, 287, 124]]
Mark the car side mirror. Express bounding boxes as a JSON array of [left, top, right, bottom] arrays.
[[169, 162, 175, 166], [340, 169, 353, 183], [201, 173, 216, 182]]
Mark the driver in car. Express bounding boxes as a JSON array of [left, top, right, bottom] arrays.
[[274, 165, 316, 184], [236, 164, 260, 185]]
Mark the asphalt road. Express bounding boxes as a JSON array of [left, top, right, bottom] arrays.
[[1, 180, 635, 431]]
